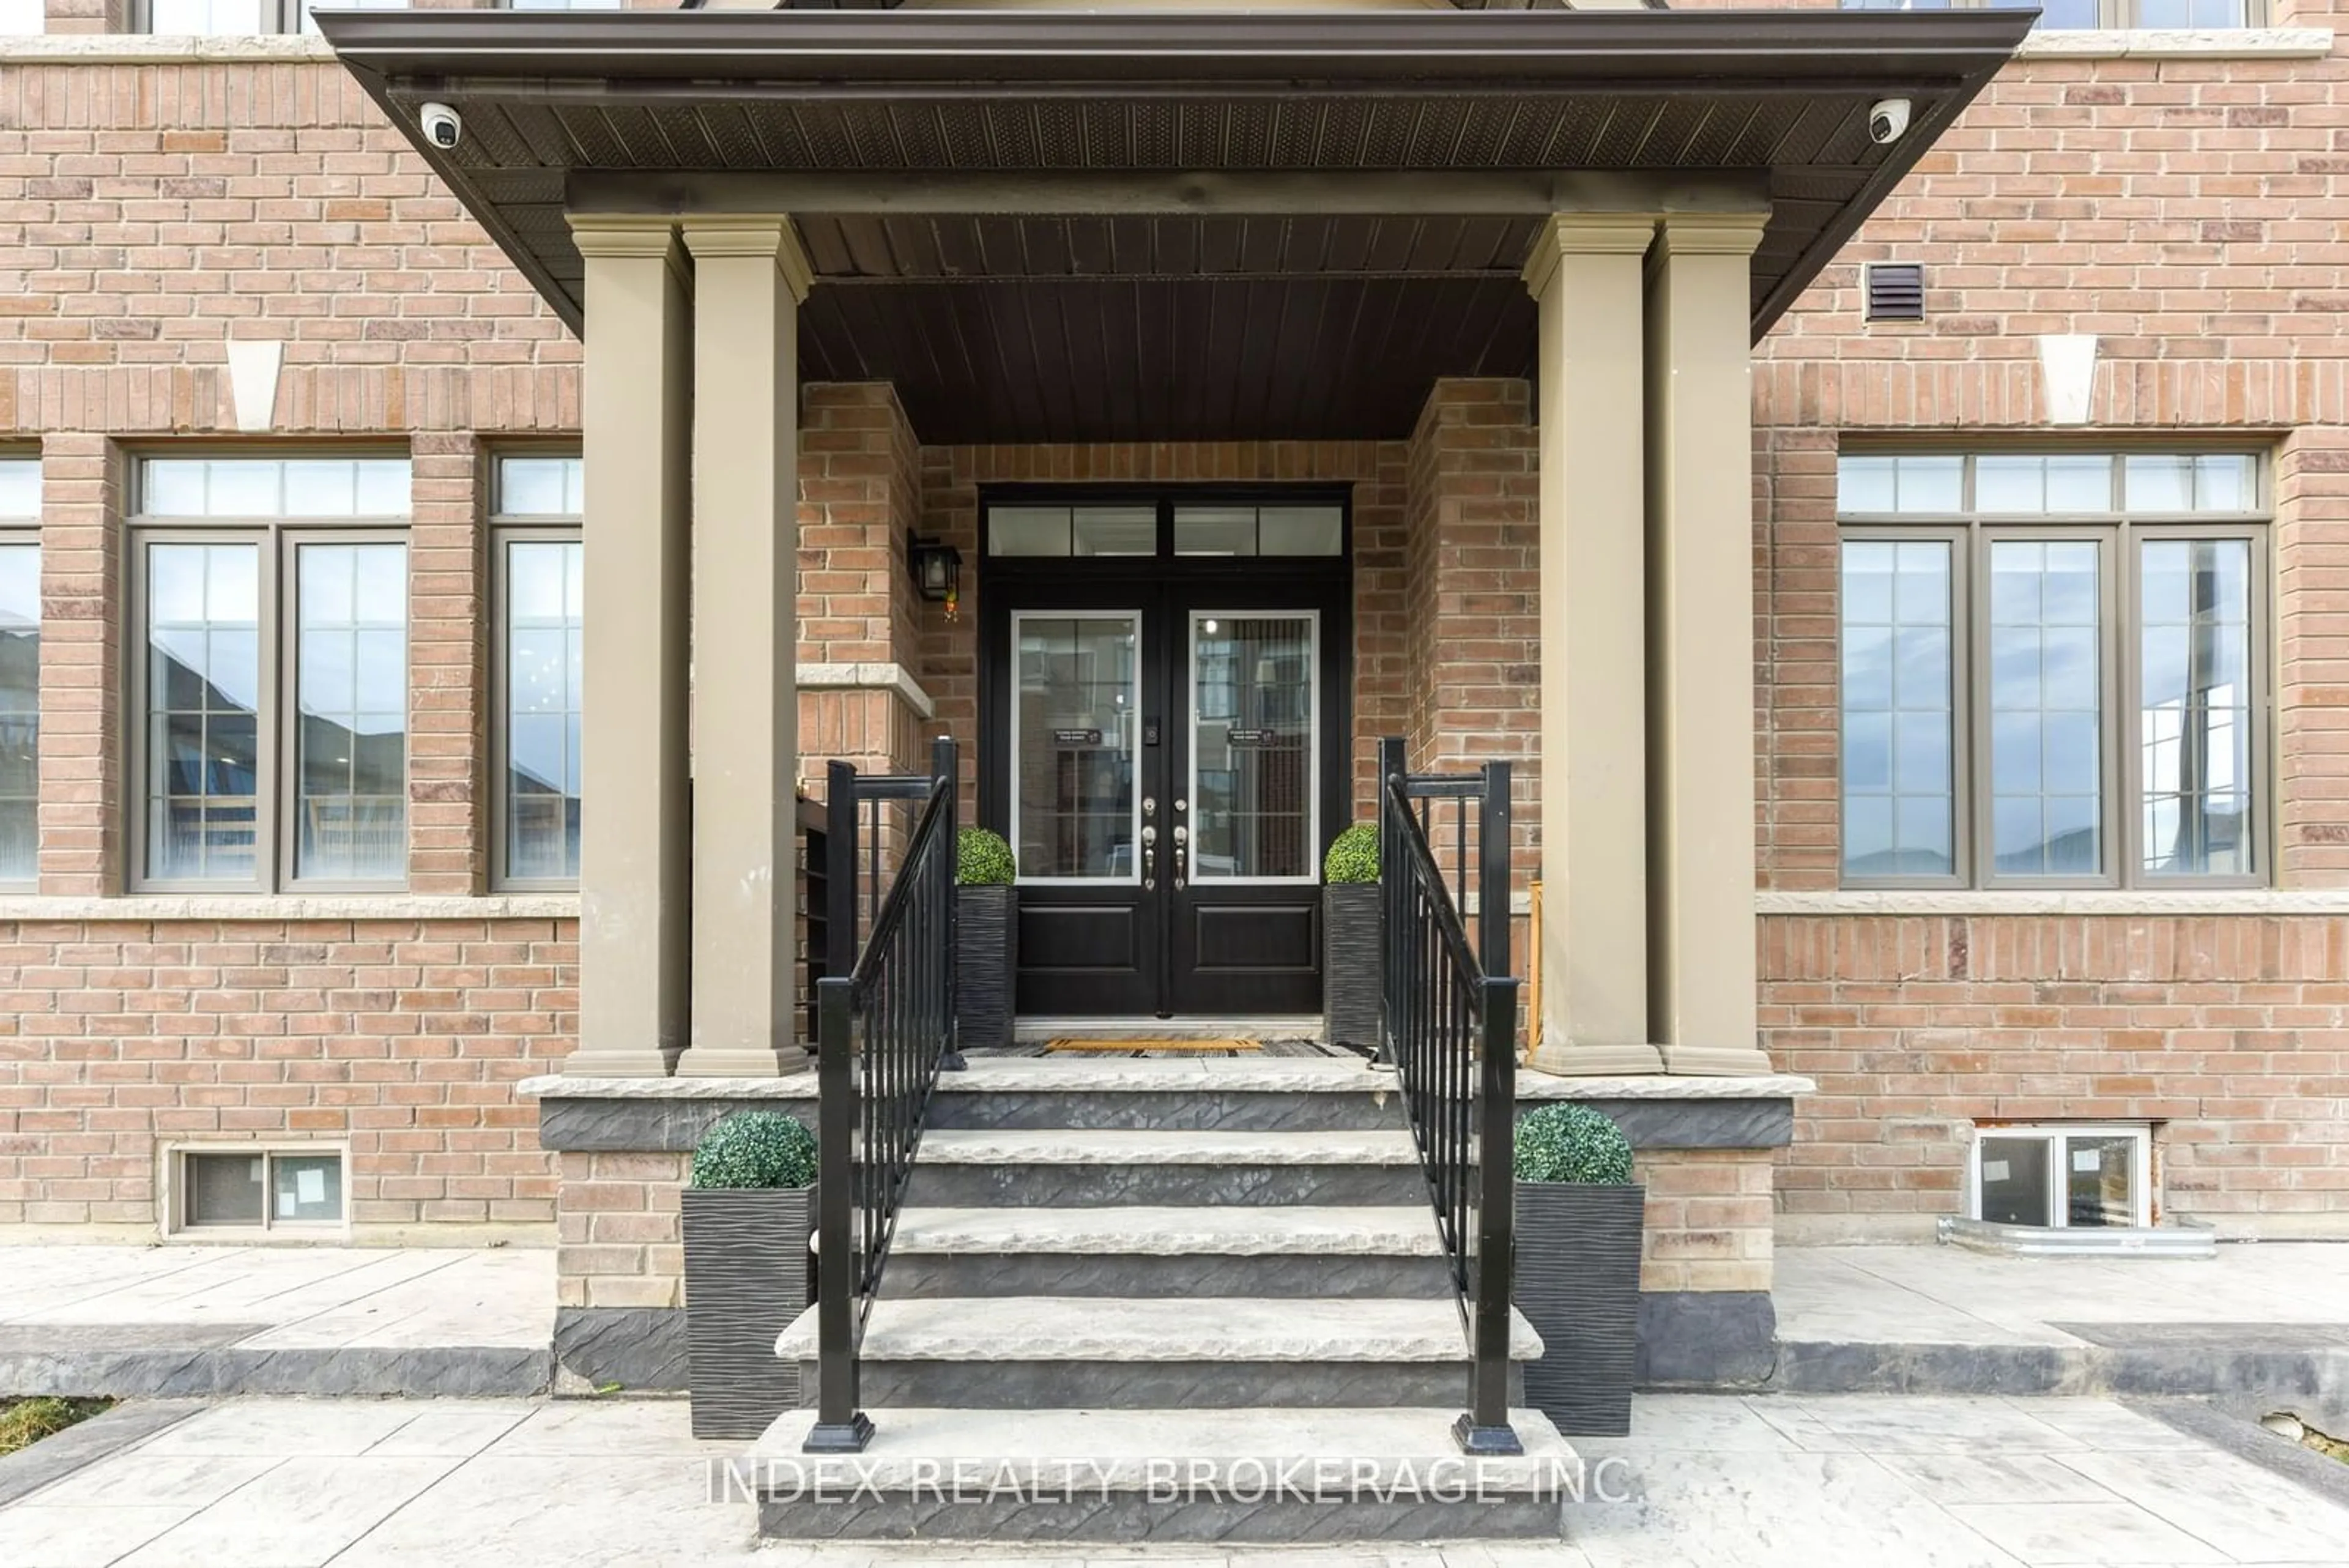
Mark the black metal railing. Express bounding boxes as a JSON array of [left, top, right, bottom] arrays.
[[804, 737, 960, 1455], [1376, 734, 1521, 1457]]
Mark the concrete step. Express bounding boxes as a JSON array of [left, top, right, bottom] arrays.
[[884, 1205, 1455, 1299], [927, 1058, 1405, 1133], [777, 1295, 1541, 1409], [741, 1404, 1577, 1542], [903, 1128, 1426, 1208]]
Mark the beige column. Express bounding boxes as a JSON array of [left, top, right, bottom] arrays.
[[566, 218, 693, 1077], [1644, 213, 1774, 1077], [677, 218, 814, 1077], [1521, 216, 1663, 1077]]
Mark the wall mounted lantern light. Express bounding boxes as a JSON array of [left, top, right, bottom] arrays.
[[907, 531, 963, 619]]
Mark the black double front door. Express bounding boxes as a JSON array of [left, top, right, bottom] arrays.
[[982, 565, 1348, 1020]]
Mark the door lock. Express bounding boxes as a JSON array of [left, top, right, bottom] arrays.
[[1141, 824, 1156, 890], [1172, 823, 1187, 890], [1143, 796, 1157, 819]]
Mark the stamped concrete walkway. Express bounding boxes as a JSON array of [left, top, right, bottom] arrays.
[[0, 1245, 553, 1397], [2, 1391, 2346, 1567]]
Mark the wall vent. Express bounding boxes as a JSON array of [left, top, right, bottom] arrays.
[[1865, 263, 1926, 322]]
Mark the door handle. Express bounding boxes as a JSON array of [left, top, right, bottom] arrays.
[[1173, 823, 1187, 890], [1141, 824, 1156, 890]]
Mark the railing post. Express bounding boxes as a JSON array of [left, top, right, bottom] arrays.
[[1376, 735, 1406, 1068], [933, 735, 965, 1073], [1457, 971, 1523, 1457], [1478, 760, 1512, 981], [825, 760, 858, 981], [803, 974, 872, 1453]]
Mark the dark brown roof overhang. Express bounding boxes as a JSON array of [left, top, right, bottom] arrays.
[[314, 6, 2035, 440]]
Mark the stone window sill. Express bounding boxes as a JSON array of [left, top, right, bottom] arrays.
[[2014, 27, 2334, 61], [0, 35, 341, 64], [1759, 889, 2349, 917], [0, 893, 579, 922]]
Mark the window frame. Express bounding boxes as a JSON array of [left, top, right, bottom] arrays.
[[0, 457, 39, 891], [1837, 0, 2268, 28], [166, 1142, 351, 1238], [126, 457, 413, 895], [1836, 449, 2271, 891], [489, 452, 585, 892], [1966, 1123, 2153, 1231]]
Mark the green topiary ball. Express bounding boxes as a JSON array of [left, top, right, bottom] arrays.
[[1323, 823, 1379, 885], [688, 1112, 817, 1190], [1514, 1102, 1635, 1185], [957, 827, 1017, 887]]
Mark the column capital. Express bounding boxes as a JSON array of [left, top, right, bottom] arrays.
[[1652, 212, 1770, 260], [568, 215, 687, 273], [680, 215, 815, 303], [1521, 214, 1657, 299]]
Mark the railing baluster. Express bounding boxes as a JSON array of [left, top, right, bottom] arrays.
[[1377, 737, 1523, 1460]]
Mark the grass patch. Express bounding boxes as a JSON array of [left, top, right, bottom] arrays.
[[0, 1397, 114, 1458]]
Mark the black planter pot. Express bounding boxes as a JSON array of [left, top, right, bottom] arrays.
[[680, 1186, 814, 1440], [1515, 1181, 1646, 1436], [1322, 882, 1381, 1049], [957, 884, 1017, 1052]]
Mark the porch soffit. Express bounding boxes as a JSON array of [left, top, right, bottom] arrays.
[[317, 7, 2031, 442]]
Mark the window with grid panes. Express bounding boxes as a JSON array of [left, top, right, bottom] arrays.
[[1836, 451, 2265, 889]]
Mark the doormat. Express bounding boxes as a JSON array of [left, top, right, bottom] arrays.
[[1044, 1038, 1263, 1057]]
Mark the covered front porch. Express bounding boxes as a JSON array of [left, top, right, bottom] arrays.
[[324, 4, 2024, 1076]]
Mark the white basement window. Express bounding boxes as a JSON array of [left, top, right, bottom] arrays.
[[174, 1148, 347, 1235], [1970, 1125, 2151, 1229]]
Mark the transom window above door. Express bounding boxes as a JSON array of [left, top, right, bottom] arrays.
[[986, 501, 1345, 560], [1836, 450, 2266, 890]]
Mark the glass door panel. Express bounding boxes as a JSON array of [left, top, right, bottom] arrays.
[[1011, 611, 1141, 883], [1189, 612, 1316, 882]]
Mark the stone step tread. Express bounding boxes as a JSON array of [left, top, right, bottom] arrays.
[[891, 1205, 1445, 1257], [776, 1296, 1543, 1363], [743, 1404, 1575, 1492], [915, 1129, 1419, 1165], [938, 1059, 1400, 1094]]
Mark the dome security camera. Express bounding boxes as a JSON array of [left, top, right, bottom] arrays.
[[1869, 98, 1913, 147], [420, 103, 462, 151]]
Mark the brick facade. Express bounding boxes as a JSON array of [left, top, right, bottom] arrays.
[[2, 12, 2346, 1245]]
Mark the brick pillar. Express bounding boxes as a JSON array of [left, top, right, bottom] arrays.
[[36, 435, 121, 896], [407, 433, 488, 895], [2276, 428, 2349, 886], [1401, 379, 1542, 976], [43, 0, 131, 34]]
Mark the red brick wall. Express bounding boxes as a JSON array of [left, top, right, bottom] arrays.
[[1753, 23, 2349, 1235], [0, 915, 570, 1232]]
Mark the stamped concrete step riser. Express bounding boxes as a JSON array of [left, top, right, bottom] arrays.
[[904, 1162, 1425, 1208], [883, 1252, 1454, 1299], [757, 1494, 1562, 1544], [926, 1090, 1401, 1134], [803, 1359, 1517, 1410]]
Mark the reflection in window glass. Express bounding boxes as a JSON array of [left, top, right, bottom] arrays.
[[2134, 0, 2249, 24], [1978, 454, 2113, 515], [990, 507, 1071, 557], [149, 0, 265, 33], [295, 543, 407, 882], [500, 458, 585, 517], [1260, 507, 1343, 556], [0, 542, 37, 883], [1013, 615, 1137, 880], [1072, 508, 1156, 557], [1175, 508, 1256, 557], [1840, 541, 1954, 878], [1193, 614, 1315, 880], [272, 1153, 344, 1222], [0, 461, 36, 518], [505, 540, 584, 882], [1989, 540, 2103, 877], [1976, 1135, 2051, 1227], [1836, 454, 1962, 514], [147, 543, 262, 882], [2140, 539, 2251, 877], [0, 0, 45, 35], [2065, 1135, 2137, 1227]]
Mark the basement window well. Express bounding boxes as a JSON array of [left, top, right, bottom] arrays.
[[174, 1148, 347, 1235], [1969, 1125, 2151, 1228]]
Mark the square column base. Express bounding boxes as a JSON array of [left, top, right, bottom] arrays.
[[675, 1046, 814, 1078], [1525, 1039, 1666, 1077], [561, 1049, 678, 1079], [1657, 1044, 1776, 1078]]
